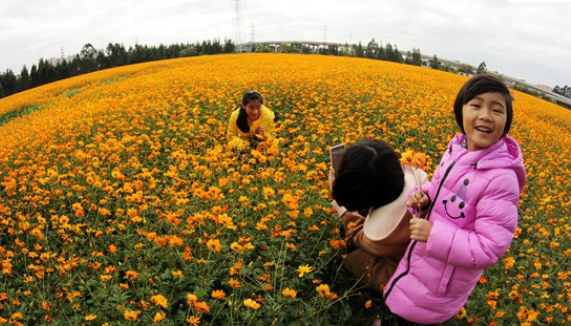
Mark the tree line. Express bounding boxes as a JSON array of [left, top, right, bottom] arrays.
[[0, 39, 235, 99], [553, 85, 571, 99], [0, 38, 428, 99]]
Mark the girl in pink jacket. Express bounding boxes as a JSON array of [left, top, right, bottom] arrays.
[[383, 75, 527, 324]]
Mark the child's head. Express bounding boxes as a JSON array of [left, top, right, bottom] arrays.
[[454, 75, 513, 134], [333, 139, 404, 212], [237, 90, 264, 132], [454, 74, 513, 150]]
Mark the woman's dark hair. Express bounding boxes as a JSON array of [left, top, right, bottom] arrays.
[[454, 74, 513, 135], [236, 90, 264, 133], [333, 139, 405, 212]]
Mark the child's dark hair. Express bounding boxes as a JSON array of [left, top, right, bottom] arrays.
[[236, 90, 264, 133], [333, 139, 405, 212], [454, 74, 513, 135]]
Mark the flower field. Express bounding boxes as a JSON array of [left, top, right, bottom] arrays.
[[1, 53, 570, 325]]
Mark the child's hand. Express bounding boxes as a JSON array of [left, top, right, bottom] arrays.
[[410, 217, 432, 242], [407, 190, 429, 210], [255, 125, 265, 135]]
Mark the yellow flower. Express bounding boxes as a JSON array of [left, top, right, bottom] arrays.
[[365, 300, 372, 309], [282, 287, 297, 299], [455, 307, 466, 319], [186, 316, 200, 325], [153, 311, 166, 323], [124, 309, 141, 321], [84, 314, 97, 321], [298, 264, 313, 278], [206, 239, 222, 253], [150, 294, 168, 309], [243, 298, 261, 310]]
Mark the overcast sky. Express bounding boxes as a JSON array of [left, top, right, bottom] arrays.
[[1, 0, 570, 88]]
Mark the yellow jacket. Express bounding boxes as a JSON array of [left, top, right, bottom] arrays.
[[227, 105, 276, 150]]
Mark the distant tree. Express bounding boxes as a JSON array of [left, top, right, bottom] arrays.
[[365, 38, 379, 59], [56, 60, 71, 79], [392, 45, 403, 63], [106, 43, 129, 66], [553, 85, 571, 99], [280, 43, 299, 53], [411, 48, 422, 66], [376, 45, 386, 60], [257, 45, 273, 53], [19, 66, 30, 91], [223, 39, 235, 53], [354, 41, 365, 58], [300, 45, 311, 54], [327, 44, 339, 56], [385, 43, 394, 61], [180, 45, 198, 57], [0, 69, 18, 96], [80, 43, 98, 59], [430, 54, 440, 69], [458, 64, 475, 75], [477, 61, 487, 74]]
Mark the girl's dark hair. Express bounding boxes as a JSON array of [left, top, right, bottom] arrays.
[[333, 139, 405, 212], [236, 90, 264, 133], [454, 74, 513, 135]]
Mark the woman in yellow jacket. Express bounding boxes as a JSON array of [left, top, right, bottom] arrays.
[[227, 90, 276, 151]]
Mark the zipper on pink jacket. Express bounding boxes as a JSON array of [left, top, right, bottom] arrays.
[[384, 161, 457, 299]]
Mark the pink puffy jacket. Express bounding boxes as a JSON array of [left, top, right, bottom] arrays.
[[384, 135, 527, 324]]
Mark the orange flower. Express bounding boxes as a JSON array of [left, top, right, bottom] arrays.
[[186, 316, 200, 325], [150, 294, 168, 309], [282, 287, 297, 299], [243, 298, 261, 310], [153, 311, 166, 323], [206, 239, 222, 253], [125, 270, 138, 280], [193, 301, 210, 314], [124, 309, 141, 321], [211, 289, 226, 300]]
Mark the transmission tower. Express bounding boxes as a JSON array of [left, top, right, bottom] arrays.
[[233, 0, 244, 45]]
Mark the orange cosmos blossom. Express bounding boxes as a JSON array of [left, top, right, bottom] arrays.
[[282, 287, 297, 299], [243, 298, 261, 310], [211, 289, 226, 299], [206, 239, 222, 253], [153, 311, 166, 323], [316, 284, 338, 300], [150, 294, 168, 309], [124, 309, 141, 321], [186, 316, 200, 325]]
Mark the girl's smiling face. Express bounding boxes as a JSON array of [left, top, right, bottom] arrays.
[[243, 100, 261, 121], [462, 92, 507, 151]]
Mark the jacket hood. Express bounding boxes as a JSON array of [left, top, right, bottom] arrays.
[[449, 134, 527, 192]]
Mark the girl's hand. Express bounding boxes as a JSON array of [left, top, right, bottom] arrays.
[[410, 217, 432, 242], [407, 189, 429, 210], [255, 125, 265, 135]]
